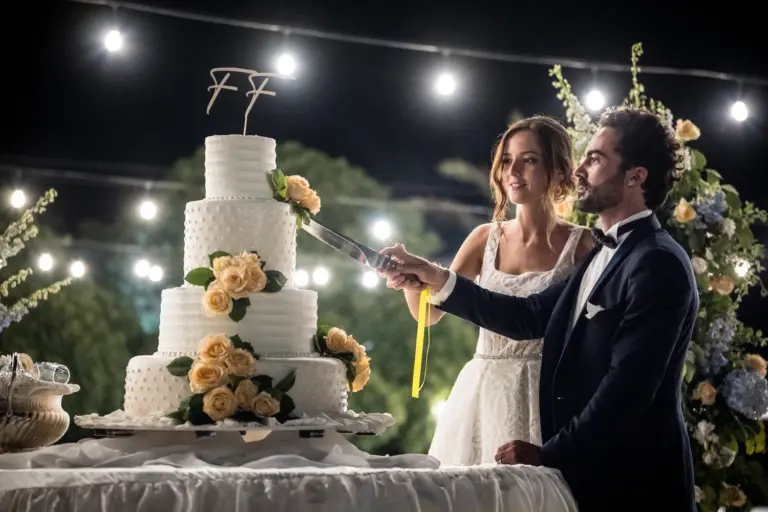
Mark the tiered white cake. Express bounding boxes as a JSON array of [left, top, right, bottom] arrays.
[[121, 135, 349, 420]]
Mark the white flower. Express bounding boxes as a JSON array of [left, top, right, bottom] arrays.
[[694, 486, 705, 503], [705, 248, 714, 261], [703, 450, 718, 466], [720, 218, 736, 238], [693, 420, 717, 446], [691, 256, 708, 275]]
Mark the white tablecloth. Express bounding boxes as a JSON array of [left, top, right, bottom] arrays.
[[0, 431, 577, 512]]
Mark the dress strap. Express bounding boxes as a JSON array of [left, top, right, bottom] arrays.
[[553, 226, 587, 269], [479, 222, 504, 279]]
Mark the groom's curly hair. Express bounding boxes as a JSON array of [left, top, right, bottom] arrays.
[[598, 106, 684, 210]]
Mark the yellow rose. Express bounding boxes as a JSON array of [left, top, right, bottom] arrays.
[[245, 262, 267, 293], [675, 119, 701, 142], [202, 385, 237, 422], [744, 354, 767, 377], [325, 327, 350, 353], [351, 359, 371, 392], [188, 360, 227, 394], [212, 255, 237, 280], [693, 381, 716, 406], [251, 391, 281, 417], [234, 379, 259, 410], [710, 275, 735, 296], [285, 176, 312, 202], [17, 353, 35, 372], [224, 348, 256, 377], [300, 190, 321, 215], [197, 333, 233, 363], [674, 198, 697, 224], [202, 281, 233, 317], [353, 342, 367, 363], [219, 263, 250, 299], [721, 483, 747, 508], [238, 251, 261, 268]]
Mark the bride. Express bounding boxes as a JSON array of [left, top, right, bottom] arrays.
[[396, 116, 593, 465]]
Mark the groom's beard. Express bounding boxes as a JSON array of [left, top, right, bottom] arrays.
[[575, 172, 625, 213]]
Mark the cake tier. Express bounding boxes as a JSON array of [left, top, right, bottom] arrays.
[[205, 135, 276, 199], [158, 287, 318, 356], [123, 354, 348, 418], [184, 199, 296, 283]]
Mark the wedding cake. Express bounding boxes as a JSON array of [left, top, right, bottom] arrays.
[[116, 134, 372, 426]]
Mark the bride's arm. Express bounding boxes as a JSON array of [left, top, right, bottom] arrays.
[[402, 224, 491, 326]]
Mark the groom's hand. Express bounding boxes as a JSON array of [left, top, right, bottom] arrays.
[[495, 440, 541, 466], [377, 243, 450, 293]]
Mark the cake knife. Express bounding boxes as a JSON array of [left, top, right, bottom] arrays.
[[300, 218, 423, 287]]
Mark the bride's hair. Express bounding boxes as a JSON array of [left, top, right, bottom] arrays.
[[489, 116, 575, 249]]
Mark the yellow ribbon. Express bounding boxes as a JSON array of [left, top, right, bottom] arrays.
[[412, 288, 432, 398]]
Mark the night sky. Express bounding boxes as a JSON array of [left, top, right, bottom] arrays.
[[4, 1, 768, 330]]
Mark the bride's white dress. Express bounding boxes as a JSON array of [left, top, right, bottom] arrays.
[[429, 223, 587, 465]]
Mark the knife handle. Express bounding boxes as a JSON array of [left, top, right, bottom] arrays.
[[377, 258, 426, 289]]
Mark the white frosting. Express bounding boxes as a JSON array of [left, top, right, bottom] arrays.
[[158, 287, 318, 356], [123, 355, 348, 418], [204, 135, 276, 199], [183, 199, 296, 283]]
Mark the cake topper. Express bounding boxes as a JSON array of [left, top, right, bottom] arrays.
[[206, 67, 295, 135]]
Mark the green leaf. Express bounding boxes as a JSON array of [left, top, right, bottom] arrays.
[[336, 352, 356, 364], [167, 409, 187, 422], [273, 370, 297, 393], [691, 149, 707, 170], [345, 361, 356, 389], [166, 356, 194, 377], [722, 184, 742, 210], [263, 270, 288, 293], [208, 251, 231, 267], [746, 438, 756, 455], [184, 267, 215, 287], [229, 298, 250, 322], [231, 410, 258, 423], [737, 225, 754, 247], [292, 205, 312, 227], [269, 169, 287, 200], [683, 361, 695, 383], [230, 334, 256, 356], [687, 232, 704, 254], [280, 394, 296, 416], [251, 375, 273, 391], [705, 168, 722, 183], [178, 396, 192, 411], [186, 394, 213, 425]]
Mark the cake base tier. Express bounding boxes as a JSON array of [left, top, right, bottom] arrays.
[[157, 287, 318, 356], [123, 354, 348, 419], [74, 410, 395, 435], [183, 198, 297, 284]]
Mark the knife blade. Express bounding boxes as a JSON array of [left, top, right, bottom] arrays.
[[300, 218, 423, 286]]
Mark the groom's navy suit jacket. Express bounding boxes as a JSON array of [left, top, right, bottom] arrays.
[[437, 214, 698, 512]]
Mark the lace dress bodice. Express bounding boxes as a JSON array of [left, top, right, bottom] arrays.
[[475, 223, 584, 359]]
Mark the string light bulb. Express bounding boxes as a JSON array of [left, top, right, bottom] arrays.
[[731, 101, 748, 122], [104, 29, 123, 52]]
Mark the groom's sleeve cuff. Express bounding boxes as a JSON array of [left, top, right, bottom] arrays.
[[427, 270, 457, 305]]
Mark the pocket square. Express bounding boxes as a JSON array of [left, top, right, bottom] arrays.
[[584, 301, 605, 319]]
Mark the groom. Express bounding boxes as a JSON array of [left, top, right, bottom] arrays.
[[379, 106, 697, 511]]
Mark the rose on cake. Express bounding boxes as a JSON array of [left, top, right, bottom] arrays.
[[313, 325, 372, 392], [184, 250, 287, 322], [268, 168, 321, 227], [166, 333, 297, 425]]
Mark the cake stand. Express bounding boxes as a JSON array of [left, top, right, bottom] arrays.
[[74, 409, 395, 439]]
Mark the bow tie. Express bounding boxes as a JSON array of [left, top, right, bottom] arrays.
[[590, 215, 652, 249]]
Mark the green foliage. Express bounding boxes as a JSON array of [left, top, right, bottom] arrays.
[[551, 42, 768, 511]]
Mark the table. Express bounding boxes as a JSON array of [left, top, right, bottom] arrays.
[[0, 430, 578, 512]]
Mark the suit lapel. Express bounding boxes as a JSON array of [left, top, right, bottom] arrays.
[[561, 214, 661, 352]]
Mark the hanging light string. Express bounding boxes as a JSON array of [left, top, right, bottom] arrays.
[[67, 0, 768, 87]]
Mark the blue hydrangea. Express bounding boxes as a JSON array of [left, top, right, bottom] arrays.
[[692, 190, 728, 229], [0, 303, 27, 334], [698, 316, 737, 376], [722, 368, 768, 420]]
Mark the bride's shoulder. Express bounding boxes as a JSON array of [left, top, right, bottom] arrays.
[[555, 221, 594, 262]]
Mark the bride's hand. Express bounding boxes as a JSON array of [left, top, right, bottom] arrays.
[[377, 243, 449, 292]]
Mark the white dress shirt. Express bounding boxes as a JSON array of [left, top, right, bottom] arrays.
[[429, 210, 654, 330]]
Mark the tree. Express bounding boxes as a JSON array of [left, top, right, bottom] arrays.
[[551, 43, 768, 511]]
